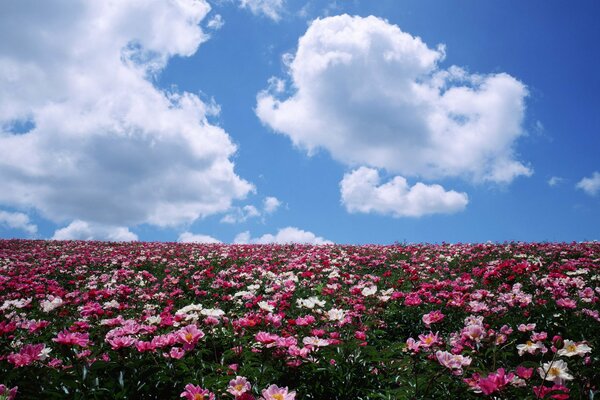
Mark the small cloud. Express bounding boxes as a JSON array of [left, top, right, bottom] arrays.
[[221, 205, 261, 224], [221, 196, 282, 223], [263, 196, 281, 214], [0, 210, 37, 234], [340, 167, 469, 217], [178, 231, 221, 243], [234, 226, 331, 244], [548, 176, 564, 187], [239, 0, 284, 21], [206, 14, 225, 30], [576, 171, 600, 196], [52, 220, 137, 241]]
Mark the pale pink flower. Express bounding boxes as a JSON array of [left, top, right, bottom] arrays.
[[418, 331, 441, 348], [422, 310, 445, 327], [435, 350, 472, 375], [227, 376, 251, 397], [260, 384, 296, 400]]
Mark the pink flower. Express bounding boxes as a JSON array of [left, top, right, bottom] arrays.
[[169, 347, 186, 359], [435, 350, 471, 375], [516, 365, 534, 379], [180, 384, 215, 400], [476, 368, 514, 395], [177, 324, 205, 350], [418, 331, 441, 348], [53, 330, 90, 347], [260, 384, 296, 400], [0, 384, 18, 400], [106, 335, 136, 350], [227, 376, 251, 397], [422, 310, 445, 327], [255, 332, 279, 346]]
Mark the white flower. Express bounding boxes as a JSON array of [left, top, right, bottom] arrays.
[[326, 308, 346, 322], [200, 308, 225, 318], [103, 300, 120, 309], [296, 296, 325, 309], [517, 341, 545, 356], [302, 336, 330, 347], [146, 315, 162, 325], [40, 296, 64, 313], [257, 301, 274, 313], [557, 340, 592, 357], [39, 346, 52, 360], [538, 360, 574, 384], [361, 285, 377, 297]]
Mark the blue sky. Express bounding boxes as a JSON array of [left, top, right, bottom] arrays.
[[0, 0, 598, 244]]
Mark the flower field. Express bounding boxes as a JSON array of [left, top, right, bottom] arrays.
[[0, 240, 599, 399]]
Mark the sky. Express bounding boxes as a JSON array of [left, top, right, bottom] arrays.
[[0, 0, 599, 244]]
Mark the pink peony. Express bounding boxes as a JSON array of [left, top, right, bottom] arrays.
[[422, 310, 445, 327], [180, 384, 215, 400], [260, 384, 296, 400], [53, 330, 90, 347], [227, 376, 251, 397]]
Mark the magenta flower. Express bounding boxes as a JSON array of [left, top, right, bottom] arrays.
[[180, 384, 215, 400], [0, 384, 18, 400], [53, 330, 90, 347]]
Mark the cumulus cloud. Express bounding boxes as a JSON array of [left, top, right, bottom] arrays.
[[234, 226, 331, 244], [0, 210, 37, 234], [178, 231, 221, 243], [256, 14, 531, 184], [239, 0, 284, 21], [263, 196, 281, 213], [0, 0, 252, 230], [340, 167, 468, 217], [576, 172, 600, 196], [52, 220, 137, 241]]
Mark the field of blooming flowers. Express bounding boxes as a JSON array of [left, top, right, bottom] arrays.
[[0, 240, 599, 399]]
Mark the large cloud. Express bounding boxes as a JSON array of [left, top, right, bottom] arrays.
[[340, 167, 468, 217], [0, 0, 252, 230], [234, 227, 331, 244], [257, 14, 532, 184]]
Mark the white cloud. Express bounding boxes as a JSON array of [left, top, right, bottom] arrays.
[[263, 196, 281, 213], [256, 14, 531, 184], [221, 196, 282, 223], [178, 231, 221, 243], [221, 205, 261, 223], [0, 0, 252, 230], [0, 210, 37, 234], [576, 172, 600, 196], [239, 0, 284, 21], [234, 226, 331, 244], [52, 220, 137, 241], [340, 167, 468, 217], [548, 176, 564, 187], [207, 14, 225, 30]]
